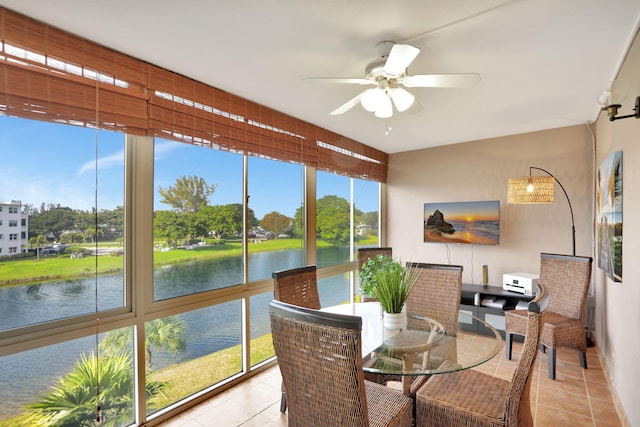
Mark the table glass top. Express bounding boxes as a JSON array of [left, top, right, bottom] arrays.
[[322, 302, 503, 376]]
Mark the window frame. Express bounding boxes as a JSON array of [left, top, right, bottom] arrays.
[[0, 129, 385, 425]]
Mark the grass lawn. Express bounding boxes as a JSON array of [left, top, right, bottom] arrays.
[[148, 333, 275, 410], [0, 334, 276, 426], [0, 236, 378, 286]]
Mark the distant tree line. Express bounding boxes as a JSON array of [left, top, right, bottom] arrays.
[[26, 176, 378, 248], [28, 203, 123, 243]]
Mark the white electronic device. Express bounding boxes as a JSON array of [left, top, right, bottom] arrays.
[[502, 272, 539, 296]]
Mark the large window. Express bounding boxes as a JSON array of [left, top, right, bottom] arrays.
[[0, 116, 384, 426], [248, 156, 304, 281], [318, 273, 351, 307], [0, 329, 135, 426], [249, 291, 276, 367], [0, 116, 125, 331], [316, 171, 351, 268], [354, 177, 380, 250], [315, 172, 380, 269], [0, 7, 387, 421], [145, 301, 243, 416], [153, 139, 244, 300]]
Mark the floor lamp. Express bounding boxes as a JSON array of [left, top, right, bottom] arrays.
[[507, 166, 576, 256]]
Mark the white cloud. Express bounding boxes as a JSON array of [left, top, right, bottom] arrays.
[[154, 140, 181, 161], [77, 149, 125, 175]]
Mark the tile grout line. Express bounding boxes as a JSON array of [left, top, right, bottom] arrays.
[[582, 366, 597, 427]]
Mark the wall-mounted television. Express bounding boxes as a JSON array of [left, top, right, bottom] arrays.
[[424, 200, 500, 245]]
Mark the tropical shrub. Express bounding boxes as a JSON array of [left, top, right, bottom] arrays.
[[24, 351, 164, 427]]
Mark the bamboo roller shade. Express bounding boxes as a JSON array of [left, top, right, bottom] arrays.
[[0, 7, 387, 182]]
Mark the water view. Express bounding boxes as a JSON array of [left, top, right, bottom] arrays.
[[0, 247, 351, 417]]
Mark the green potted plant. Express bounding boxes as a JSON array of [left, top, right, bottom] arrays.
[[362, 255, 420, 330]]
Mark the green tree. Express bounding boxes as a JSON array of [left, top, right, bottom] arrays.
[[360, 211, 379, 228], [261, 211, 291, 235], [74, 209, 96, 233], [198, 204, 242, 238], [316, 195, 351, 244], [29, 234, 47, 261], [24, 351, 163, 427], [154, 210, 190, 248], [158, 175, 217, 213], [60, 231, 85, 244], [100, 317, 186, 370], [229, 203, 259, 229], [28, 206, 76, 241], [98, 206, 124, 241], [144, 318, 186, 369], [292, 204, 305, 238], [195, 204, 258, 238], [84, 226, 104, 243]]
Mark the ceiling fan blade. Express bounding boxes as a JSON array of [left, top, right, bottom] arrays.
[[402, 73, 481, 88], [384, 44, 420, 76], [304, 77, 373, 85], [330, 91, 365, 115]]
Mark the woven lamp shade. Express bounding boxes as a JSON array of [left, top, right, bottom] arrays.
[[507, 176, 555, 204]]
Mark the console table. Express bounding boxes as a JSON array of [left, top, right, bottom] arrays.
[[460, 283, 534, 339]]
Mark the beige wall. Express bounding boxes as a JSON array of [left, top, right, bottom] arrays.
[[387, 27, 640, 425], [593, 27, 640, 427], [387, 125, 594, 285]]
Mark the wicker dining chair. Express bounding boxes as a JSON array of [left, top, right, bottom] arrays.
[[272, 265, 321, 412], [383, 263, 464, 399], [504, 253, 592, 380], [405, 263, 463, 333], [403, 263, 463, 395], [414, 284, 549, 427], [269, 299, 414, 427], [358, 247, 393, 270], [272, 265, 321, 310]]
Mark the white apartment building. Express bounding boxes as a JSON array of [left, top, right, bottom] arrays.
[[0, 200, 28, 257]]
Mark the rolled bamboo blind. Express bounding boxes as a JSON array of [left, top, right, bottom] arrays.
[[0, 7, 388, 182]]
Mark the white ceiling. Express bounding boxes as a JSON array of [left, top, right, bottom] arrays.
[[2, 0, 640, 154]]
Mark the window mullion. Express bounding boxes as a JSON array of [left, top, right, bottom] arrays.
[[127, 134, 155, 425]]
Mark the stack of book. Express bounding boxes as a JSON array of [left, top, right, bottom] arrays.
[[480, 296, 507, 309]]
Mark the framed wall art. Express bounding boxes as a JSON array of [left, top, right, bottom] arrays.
[[424, 200, 500, 245], [597, 150, 622, 282]]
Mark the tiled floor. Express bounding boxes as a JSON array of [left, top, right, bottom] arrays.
[[158, 342, 623, 427]]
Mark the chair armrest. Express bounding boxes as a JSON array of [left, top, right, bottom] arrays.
[[528, 282, 549, 313]]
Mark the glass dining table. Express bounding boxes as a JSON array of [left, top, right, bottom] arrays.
[[322, 302, 503, 396]]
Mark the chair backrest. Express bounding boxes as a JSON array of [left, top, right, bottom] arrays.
[[357, 247, 393, 302], [357, 247, 393, 271], [539, 253, 593, 321], [405, 263, 463, 332], [504, 284, 549, 426], [269, 300, 369, 426], [272, 265, 321, 309]]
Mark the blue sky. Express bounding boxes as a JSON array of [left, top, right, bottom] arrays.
[[0, 115, 378, 219]]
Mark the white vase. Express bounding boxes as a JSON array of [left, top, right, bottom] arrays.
[[383, 310, 405, 333]]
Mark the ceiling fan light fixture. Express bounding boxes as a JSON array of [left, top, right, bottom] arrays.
[[361, 88, 383, 112], [390, 87, 415, 112], [315, 40, 480, 123], [374, 96, 393, 118]]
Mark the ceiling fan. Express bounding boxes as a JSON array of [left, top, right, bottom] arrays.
[[306, 41, 480, 118]]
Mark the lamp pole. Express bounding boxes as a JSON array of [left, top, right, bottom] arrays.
[[530, 167, 576, 256]]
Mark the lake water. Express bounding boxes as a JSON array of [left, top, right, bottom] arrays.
[[0, 247, 351, 417]]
